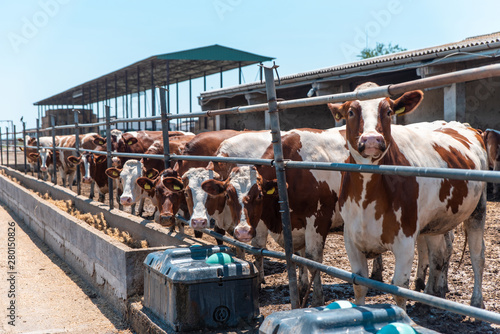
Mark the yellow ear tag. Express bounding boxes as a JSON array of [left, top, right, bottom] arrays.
[[113, 171, 119, 177], [148, 173, 153, 178], [395, 107, 405, 115], [173, 185, 181, 191], [266, 187, 275, 195], [127, 140, 134, 145], [335, 113, 342, 121], [98, 140, 105, 145], [144, 184, 151, 190]]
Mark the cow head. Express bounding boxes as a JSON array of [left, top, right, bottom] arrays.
[[106, 159, 146, 207], [136, 169, 184, 227], [168, 167, 224, 231], [328, 82, 423, 164], [201, 166, 276, 243], [69, 152, 107, 184]]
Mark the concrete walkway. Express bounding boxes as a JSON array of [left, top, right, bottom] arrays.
[[0, 202, 134, 334]]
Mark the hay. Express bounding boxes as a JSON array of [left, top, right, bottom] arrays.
[[0, 170, 148, 248]]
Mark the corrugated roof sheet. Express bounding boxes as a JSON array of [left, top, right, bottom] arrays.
[[200, 32, 500, 99]]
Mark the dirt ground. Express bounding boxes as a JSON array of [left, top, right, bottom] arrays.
[[0, 201, 134, 334], [6, 170, 500, 334]]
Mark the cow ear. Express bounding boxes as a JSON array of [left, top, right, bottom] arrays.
[[19, 147, 24, 151], [163, 177, 184, 192], [263, 179, 284, 196], [93, 137, 106, 146], [126, 137, 138, 146], [17, 138, 24, 143], [327, 102, 349, 122], [137, 177, 155, 192], [201, 179, 226, 196], [105, 167, 121, 179], [67, 156, 80, 164], [391, 90, 423, 116], [145, 168, 159, 179], [95, 155, 107, 164], [29, 153, 39, 159]]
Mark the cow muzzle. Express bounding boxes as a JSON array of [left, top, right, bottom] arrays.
[[82, 176, 93, 184], [358, 133, 386, 157], [159, 214, 176, 227], [120, 196, 133, 206], [40, 166, 48, 172], [191, 218, 208, 230], [234, 224, 255, 243]]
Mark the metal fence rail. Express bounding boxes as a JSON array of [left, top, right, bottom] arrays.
[[3, 62, 500, 323]]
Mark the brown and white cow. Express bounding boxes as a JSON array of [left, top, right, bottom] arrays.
[[56, 133, 101, 188], [482, 128, 500, 198], [201, 128, 351, 306], [135, 130, 241, 233], [19, 135, 58, 179], [328, 82, 487, 309]]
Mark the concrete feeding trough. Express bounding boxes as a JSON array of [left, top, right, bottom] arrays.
[[0, 166, 204, 315]]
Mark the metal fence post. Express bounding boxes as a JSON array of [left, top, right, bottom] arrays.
[[6, 127, 9, 167], [51, 115, 57, 185], [22, 122, 27, 174], [36, 119, 40, 179], [13, 125, 17, 169], [159, 86, 170, 169], [106, 105, 114, 210], [74, 110, 81, 195], [263, 65, 300, 309], [0, 128, 3, 165]]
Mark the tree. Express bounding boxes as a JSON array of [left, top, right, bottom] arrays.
[[357, 42, 407, 59]]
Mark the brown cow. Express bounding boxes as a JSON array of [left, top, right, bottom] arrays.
[[482, 128, 500, 198]]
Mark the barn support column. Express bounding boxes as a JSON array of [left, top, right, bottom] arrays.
[[151, 61, 156, 131], [137, 66, 141, 131], [444, 82, 466, 122]]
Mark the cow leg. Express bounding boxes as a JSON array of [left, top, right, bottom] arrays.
[[464, 190, 486, 308], [136, 198, 145, 217], [251, 221, 269, 284], [296, 249, 310, 304], [370, 255, 384, 282], [415, 235, 429, 292], [67, 171, 76, 190], [424, 233, 452, 299], [344, 234, 369, 305], [213, 225, 225, 246], [89, 181, 95, 200], [391, 238, 415, 311]]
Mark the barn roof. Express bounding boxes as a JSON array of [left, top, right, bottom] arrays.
[[200, 32, 500, 102], [34, 45, 274, 106]]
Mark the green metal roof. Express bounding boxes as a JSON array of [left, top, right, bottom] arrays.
[[34, 44, 274, 106], [156, 44, 274, 62]]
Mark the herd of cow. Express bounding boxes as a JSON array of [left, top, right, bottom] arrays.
[[17, 83, 500, 312]]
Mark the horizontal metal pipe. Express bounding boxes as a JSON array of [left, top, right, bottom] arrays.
[[286, 161, 500, 183], [177, 216, 500, 325]]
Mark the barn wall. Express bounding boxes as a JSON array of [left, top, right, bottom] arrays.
[[464, 78, 500, 130]]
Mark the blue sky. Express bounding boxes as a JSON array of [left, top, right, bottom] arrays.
[[1, 0, 500, 130]]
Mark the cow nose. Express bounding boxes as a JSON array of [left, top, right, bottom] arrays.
[[234, 225, 254, 243], [40, 167, 47, 172], [358, 133, 386, 154], [191, 218, 208, 230], [159, 214, 175, 227], [82, 176, 93, 183], [120, 196, 133, 206]]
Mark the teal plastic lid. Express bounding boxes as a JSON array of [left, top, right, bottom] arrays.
[[377, 322, 417, 334], [206, 252, 234, 265], [324, 300, 356, 310]]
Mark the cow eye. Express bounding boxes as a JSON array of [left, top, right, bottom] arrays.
[[387, 109, 392, 116], [348, 109, 354, 117]]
